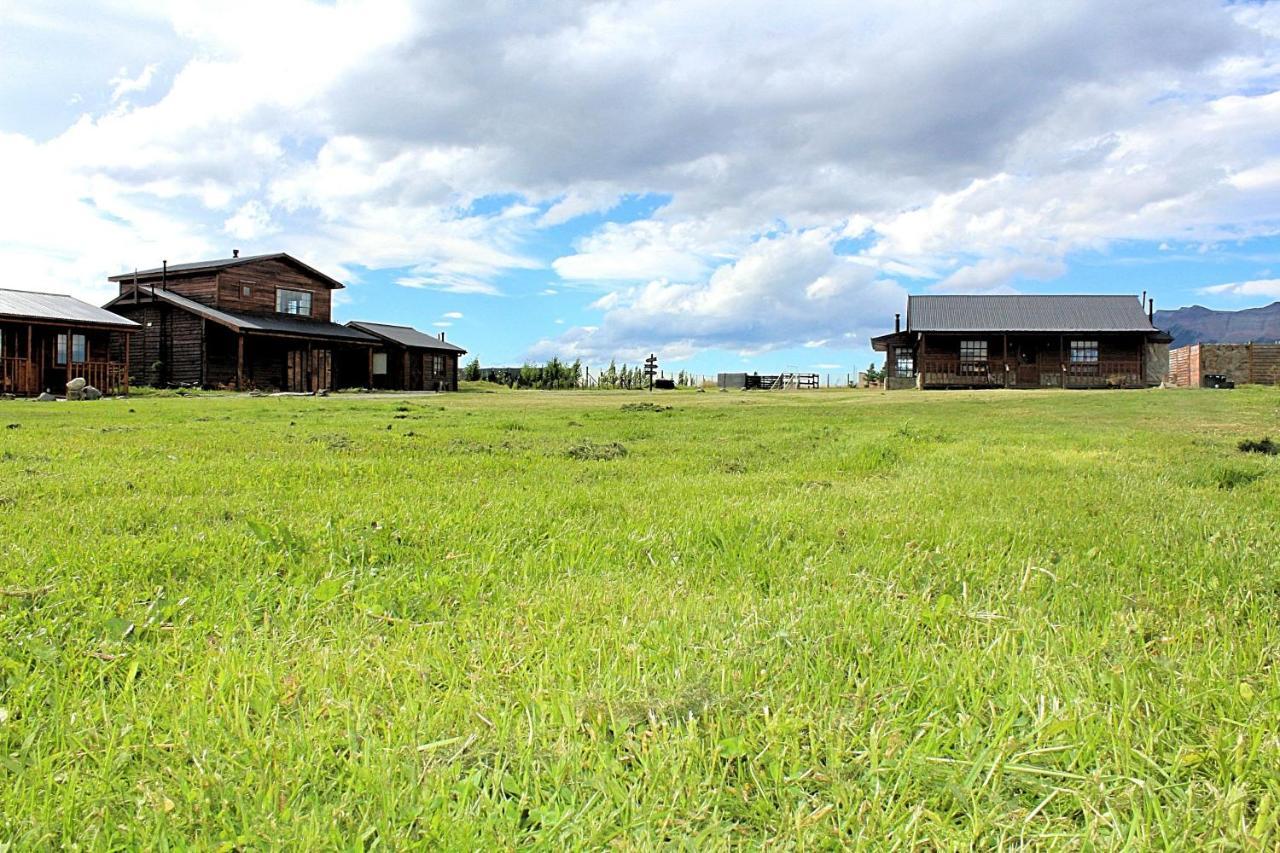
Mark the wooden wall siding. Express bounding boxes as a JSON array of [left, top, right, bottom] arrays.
[[118, 275, 219, 306], [1181, 343, 1280, 386], [214, 259, 334, 320], [109, 302, 203, 387]]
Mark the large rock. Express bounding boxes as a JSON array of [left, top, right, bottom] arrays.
[[36, 392, 56, 402], [66, 377, 86, 401], [82, 385, 102, 401]]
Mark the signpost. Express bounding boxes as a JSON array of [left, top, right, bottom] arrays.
[[644, 353, 658, 392]]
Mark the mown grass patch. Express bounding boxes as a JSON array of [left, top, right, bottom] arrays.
[[1, 387, 1279, 846]]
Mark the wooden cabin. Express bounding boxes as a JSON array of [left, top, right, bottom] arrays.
[[872, 295, 1172, 390], [0, 288, 137, 396], [346, 322, 466, 391], [103, 252, 379, 392]]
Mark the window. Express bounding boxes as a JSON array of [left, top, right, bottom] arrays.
[[55, 334, 67, 366], [275, 288, 312, 316], [242, 286, 252, 297], [1070, 340, 1099, 363], [71, 334, 86, 363], [959, 339, 987, 374], [372, 352, 388, 375], [893, 346, 914, 378], [432, 355, 444, 374]]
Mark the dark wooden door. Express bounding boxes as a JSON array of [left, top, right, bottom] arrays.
[[287, 348, 332, 392]]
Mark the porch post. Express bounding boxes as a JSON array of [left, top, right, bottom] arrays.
[[236, 334, 245, 391], [26, 325, 33, 394], [367, 347, 374, 390], [124, 333, 131, 394], [1002, 334, 1008, 387], [1059, 335, 1064, 387]]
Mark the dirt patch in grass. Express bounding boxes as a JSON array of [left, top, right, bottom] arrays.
[[1238, 437, 1278, 455], [620, 402, 672, 413]]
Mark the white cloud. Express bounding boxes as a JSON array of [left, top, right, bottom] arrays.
[[442, 311, 464, 319], [530, 229, 905, 362], [223, 199, 276, 239], [109, 63, 157, 103], [1201, 278, 1280, 297], [2, 0, 1280, 361]]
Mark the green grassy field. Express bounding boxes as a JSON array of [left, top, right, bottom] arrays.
[[2, 386, 1278, 847]]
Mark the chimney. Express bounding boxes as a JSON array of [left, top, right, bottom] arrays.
[[1148, 298, 1154, 322], [232, 249, 240, 258], [438, 331, 445, 341], [1141, 290, 1146, 308], [894, 313, 901, 333]]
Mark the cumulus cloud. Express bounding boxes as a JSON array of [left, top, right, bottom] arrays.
[[529, 229, 905, 362], [1201, 278, 1280, 297], [3, 0, 1280, 359]]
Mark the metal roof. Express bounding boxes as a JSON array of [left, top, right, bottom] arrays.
[[907, 295, 1160, 333], [107, 253, 345, 289], [346, 321, 468, 353], [0, 287, 139, 328], [105, 288, 377, 343]]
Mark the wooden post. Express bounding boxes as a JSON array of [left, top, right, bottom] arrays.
[[307, 340, 314, 392], [123, 333, 131, 394], [1002, 334, 1008, 387], [367, 348, 374, 389], [1059, 335, 1064, 387], [403, 351, 410, 391], [25, 324, 33, 395], [236, 334, 245, 391]]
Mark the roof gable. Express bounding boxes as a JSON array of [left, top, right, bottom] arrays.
[[907, 295, 1159, 333], [108, 253, 345, 289]]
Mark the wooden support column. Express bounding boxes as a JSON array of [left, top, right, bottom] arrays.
[[26, 325, 33, 394], [1059, 335, 1064, 386], [367, 348, 374, 390], [403, 351, 410, 391], [1002, 334, 1008, 386], [236, 334, 245, 391], [123, 333, 131, 394]]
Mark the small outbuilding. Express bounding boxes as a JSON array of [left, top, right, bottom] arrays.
[[872, 294, 1172, 390], [0, 288, 137, 396], [346, 322, 467, 392]]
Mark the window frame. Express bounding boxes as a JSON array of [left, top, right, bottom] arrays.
[[372, 352, 388, 375], [275, 288, 313, 317], [432, 354, 444, 375], [1069, 340, 1099, 364], [958, 339, 988, 375], [55, 334, 68, 366], [71, 333, 87, 363], [893, 346, 915, 378]]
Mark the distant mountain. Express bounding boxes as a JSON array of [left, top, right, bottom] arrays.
[[1154, 301, 1280, 348]]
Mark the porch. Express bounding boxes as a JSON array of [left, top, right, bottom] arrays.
[[918, 356, 1145, 389], [0, 322, 131, 396]]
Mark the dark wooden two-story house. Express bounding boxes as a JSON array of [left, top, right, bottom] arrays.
[[1, 288, 137, 396], [346, 322, 467, 391], [104, 252, 380, 392], [872, 295, 1172, 390]]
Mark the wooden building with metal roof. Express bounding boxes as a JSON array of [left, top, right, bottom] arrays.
[[872, 294, 1172, 390], [0, 288, 137, 396], [103, 252, 379, 392], [346, 322, 467, 392]]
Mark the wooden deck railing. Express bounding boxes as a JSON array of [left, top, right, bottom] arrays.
[[920, 358, 1145, 388], [1, 357, 38, 395], [69, 360, 129, 394]]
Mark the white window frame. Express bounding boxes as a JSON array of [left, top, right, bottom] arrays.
[[275, 288, 313, 316]]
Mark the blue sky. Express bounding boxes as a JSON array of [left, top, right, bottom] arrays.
[[2, 0, 1280, 378]]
